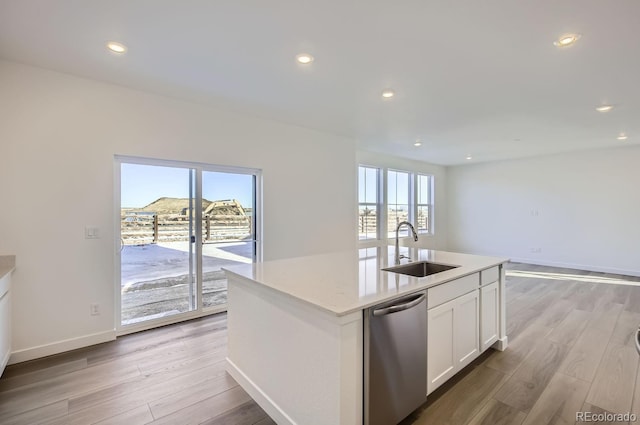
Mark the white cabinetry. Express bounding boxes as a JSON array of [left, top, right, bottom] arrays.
[[426, 266, 504, 395], [0, 272, 12, 376], [427, 273, 480, 394]]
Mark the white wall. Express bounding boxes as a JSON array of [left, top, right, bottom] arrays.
[[0, 60, 357, 362], [356, 151, 448, 250], [447, 146, 640, 276]]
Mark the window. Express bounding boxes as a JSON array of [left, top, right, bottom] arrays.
[[358, 166, 380, 240], [416, 174, 433, 234], [387, 170, 410, 237], [358, 165, 434, 243]]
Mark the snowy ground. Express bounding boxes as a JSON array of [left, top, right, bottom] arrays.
[[120, 241, 253, 324]]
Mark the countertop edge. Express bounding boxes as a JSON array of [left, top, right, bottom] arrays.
[[0, 255, 16, 280], [223, 268, 347, 317], [224, 250, 509, 317]]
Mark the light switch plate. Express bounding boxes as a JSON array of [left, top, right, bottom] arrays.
[[85, 226, 100, 239]]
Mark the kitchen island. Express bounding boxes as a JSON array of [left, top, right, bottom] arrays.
[[223, 247, 508, 425]]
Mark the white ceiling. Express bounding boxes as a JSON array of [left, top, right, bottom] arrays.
[[0, 0, 638, 165]]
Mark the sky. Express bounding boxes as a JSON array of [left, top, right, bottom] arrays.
[[121, 163, 254, 208]]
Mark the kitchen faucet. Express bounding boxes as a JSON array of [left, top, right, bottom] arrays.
[[395, 221, 419, 265]]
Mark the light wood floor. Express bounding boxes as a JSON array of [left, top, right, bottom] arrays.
[[1, 263, 640, 425], [404, 263, 640, 425], [0, 314, 276, 425]]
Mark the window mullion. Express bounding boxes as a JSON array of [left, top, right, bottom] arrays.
[[381, 168, 387, 242], [194, 168, 203, 312]]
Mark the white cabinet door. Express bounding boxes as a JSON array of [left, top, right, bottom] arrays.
[[427, 300, 456, 394], [455, 289, 479, 369], [480, 280, 499, 352], [427, 288, 481, 394]]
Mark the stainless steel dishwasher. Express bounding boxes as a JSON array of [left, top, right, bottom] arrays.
[[364, 291, 427, 425]]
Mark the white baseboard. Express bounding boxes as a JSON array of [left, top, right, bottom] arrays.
[[226, 357, 297, 425], [9, 330, 116, 365], [508, 257, 640, 278]]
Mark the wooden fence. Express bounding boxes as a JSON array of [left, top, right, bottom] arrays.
[[358, 213, 429, 235], [121, 213, 252, 245]]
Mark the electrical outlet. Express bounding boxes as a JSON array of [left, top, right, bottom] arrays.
[[90, 303, 100, 316], [530, 247, 542, 253]]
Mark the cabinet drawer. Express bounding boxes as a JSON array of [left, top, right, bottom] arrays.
[[481, 267, 499, 286], [428, 273, 479, 309]]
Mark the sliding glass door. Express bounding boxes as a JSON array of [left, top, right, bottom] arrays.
[[119, 163, 197, 325], [201, 171, 256, 309], [117, 157, 260, 331]]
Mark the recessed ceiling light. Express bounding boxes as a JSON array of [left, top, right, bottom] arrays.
[[466, 155, 473, 160], [381, 89, 395, 99], [617, 133, 628, 141], [553, 33, 581, 48], [106, 41, 127, 54], [596, 105, 613, 112], [295, 53, 314, 65], [414, 140, 422, 147]]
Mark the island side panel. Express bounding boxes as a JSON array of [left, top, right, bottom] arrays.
[[494, 264, 508, 351], [226, 275, 363, 425]]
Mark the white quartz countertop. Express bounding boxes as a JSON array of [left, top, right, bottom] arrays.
[[223, 247, 508, 316], [0, 255, 15, 280]]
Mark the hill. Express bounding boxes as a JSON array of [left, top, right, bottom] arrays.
[[141, 197, 212, 215], [137, 197, 247, 216]]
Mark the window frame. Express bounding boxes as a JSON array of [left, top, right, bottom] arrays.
[[415, 173, 434, 235], [358, 165, 382, 242]]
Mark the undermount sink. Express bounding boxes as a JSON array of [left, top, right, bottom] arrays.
[[382, 261, 460, 277]]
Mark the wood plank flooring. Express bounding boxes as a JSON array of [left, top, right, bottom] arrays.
[[406, 263, 640, 425], [1, 262, 640, 424], [0, 314, 275, 425]]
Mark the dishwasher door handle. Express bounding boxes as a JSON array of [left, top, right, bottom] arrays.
[[373, 293, 426, 316], [635, 327, 640, 356]]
